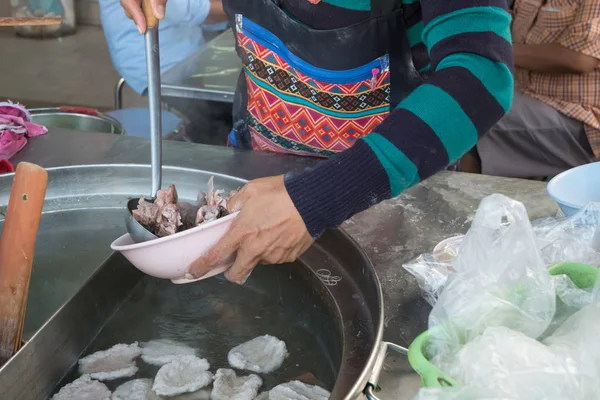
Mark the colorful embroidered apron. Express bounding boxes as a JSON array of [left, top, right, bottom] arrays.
[[224, 0, 423, 157]]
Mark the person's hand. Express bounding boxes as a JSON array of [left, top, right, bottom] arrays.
[[120, 0, 167, 34], [186, 175, 313, 285]]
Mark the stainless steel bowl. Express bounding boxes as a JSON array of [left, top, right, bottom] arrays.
[[30, 108, 126, 135]]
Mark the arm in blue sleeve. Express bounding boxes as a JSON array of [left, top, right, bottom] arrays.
[[165, 0, 211, 26]]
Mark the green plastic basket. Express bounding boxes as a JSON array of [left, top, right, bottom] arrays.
[[407, 262, 599, 388]]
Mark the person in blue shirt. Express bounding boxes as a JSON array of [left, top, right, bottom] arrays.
[[100, 0, 230, 144], [100, 0, 226, 95]]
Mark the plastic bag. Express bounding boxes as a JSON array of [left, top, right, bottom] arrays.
[[413, 386, 504, 400], [540, 273, 600, 337], [403, 235, 463, 306], [553, 273, 599, 309], [404, 204, 600, 308], [403, 235, 463, 304], [533, 203, 600, 267], [436, 326, 578, 400], [544, 298, 600, 399], [427, 194, 556, 365], [403, 253, 456, 307]]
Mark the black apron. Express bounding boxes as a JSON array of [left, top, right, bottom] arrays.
[[224, 0, 423, 156]]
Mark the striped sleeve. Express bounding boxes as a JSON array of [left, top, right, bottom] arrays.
[[285, 0, 514, 238], [403, 0, 430, 72]]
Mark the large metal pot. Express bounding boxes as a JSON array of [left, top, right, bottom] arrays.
[[30, 107, 126, 135], [0, 165, 403, 399]]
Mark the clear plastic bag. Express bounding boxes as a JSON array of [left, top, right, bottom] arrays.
[[533, 203, 600, 268], [404, 204, 600, 307], [543, 296, 600, 399], [553, 273, 599, 309], [427, 194, 556, 365], [412, 198, 600, 400], [402, 235, 464, 307], [437, 326, 578, 400], [413, 386, 503, 400], [541, 273, 600, 337], [403, 253, 456, 307]]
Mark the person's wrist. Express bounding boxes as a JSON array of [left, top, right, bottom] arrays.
[[284, 171, 326, 239], [512, 43, 527, 69]]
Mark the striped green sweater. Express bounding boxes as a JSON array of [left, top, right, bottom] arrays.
[[284, 0, 514, 237]]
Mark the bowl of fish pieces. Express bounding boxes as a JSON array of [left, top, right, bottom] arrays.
[[111, 176, 240, 284]]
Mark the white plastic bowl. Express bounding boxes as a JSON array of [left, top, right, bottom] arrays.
[[111, 212, 239, 284]]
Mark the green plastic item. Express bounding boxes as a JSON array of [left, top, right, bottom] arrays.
[[407, 262, 599, 388], [547, 262, 599, 289]]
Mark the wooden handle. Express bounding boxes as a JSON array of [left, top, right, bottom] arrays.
[[0, 17, 62, 27], [0, 162, 48, 366], [142, 0, 159, 28]]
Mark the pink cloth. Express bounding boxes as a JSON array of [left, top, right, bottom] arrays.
[[0, 101, 48, 160]]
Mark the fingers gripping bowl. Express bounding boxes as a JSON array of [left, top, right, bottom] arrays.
[[111, 177, 240, 284]]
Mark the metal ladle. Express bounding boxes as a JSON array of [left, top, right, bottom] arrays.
[[125, 0, 162, 243]]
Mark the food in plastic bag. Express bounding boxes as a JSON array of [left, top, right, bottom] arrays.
[[437, 326, 578, 399], [404, 204, 600, 306], [427, 195, 556, 364]]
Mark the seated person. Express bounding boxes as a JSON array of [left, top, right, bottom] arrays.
[[99, 0, 231, 144], [461, 0, 600, 178]]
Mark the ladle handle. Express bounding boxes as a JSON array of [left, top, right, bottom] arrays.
[[141, 0, 159, 28], [364, 342, 409, 400], [142, 0, 162, 196]]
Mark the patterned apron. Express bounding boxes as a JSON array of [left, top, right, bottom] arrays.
[[224, 0, 423, 157]]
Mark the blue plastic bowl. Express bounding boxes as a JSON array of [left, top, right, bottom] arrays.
[[547, 161, 600, 216]]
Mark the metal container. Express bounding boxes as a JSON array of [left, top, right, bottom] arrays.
[[0, 165, 402, 399], [30, 108, 125, 135]]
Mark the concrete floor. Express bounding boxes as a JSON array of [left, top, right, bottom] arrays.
[[0, 25, 147, 111]]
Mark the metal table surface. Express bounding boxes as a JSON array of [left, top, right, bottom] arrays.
[[161, 29, 240, 102], [10, 129, 559, 398]]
